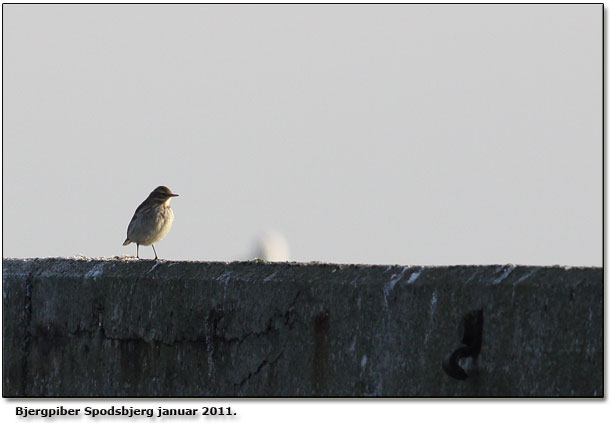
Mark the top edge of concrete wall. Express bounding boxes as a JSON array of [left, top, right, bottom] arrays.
[[2, 256, 601, 269]]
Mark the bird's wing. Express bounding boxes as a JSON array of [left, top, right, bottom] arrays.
[[132, 198, 150, 216]]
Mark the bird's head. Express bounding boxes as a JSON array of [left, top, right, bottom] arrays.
[[149, 186, 179, 204]]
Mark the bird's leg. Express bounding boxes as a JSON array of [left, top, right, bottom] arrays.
[[137, 244, 140, 259], [152, 244, 158, 260]]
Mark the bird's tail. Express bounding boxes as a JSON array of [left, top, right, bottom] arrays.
[[122, 238, 131, 246]]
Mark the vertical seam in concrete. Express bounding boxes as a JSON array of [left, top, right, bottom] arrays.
[[21, 273, 33, 397]]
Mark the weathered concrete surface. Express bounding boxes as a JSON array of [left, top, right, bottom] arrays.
[[2, 258, 603, 397]]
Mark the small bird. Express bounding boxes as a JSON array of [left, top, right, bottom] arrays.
[[123, 186, 179, 259]]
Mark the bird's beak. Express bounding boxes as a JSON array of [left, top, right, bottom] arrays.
[[170, 193, 179, 197]]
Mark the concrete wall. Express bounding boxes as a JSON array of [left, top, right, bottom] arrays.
[[2, 258, 603, 397]]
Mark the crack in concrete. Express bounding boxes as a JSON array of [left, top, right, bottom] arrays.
[[24, 289, 303, 351], [209, 289, 302, 348]]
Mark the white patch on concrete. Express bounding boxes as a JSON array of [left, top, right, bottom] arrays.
[[361, 354, 368, 368], [148, 261, 161, 273], [217, 271, 232, 284], [516, 268, 539, 283], [383, 266, 410, 309], [407, 268, 423, 284], [348, 336, 357, 352], [430, 290, 438, 317], [264, 272, 277, 282], [389, 266, 410, 291], [85, 263, 105, 279], [463, 270, 479, 284], [492, 265, 516, 284], [72, 255, 143, 262]]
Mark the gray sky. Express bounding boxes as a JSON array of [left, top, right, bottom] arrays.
[[2, 4, 602, 266]]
